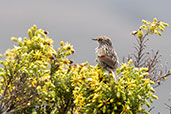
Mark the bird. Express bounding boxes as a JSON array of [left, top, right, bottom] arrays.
[[92, 36, 119, 82]]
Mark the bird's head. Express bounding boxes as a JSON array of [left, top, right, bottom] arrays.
[[92, 36, 112, 46]]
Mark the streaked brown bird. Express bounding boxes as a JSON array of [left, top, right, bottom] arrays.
[[92, 36, 119, 82]]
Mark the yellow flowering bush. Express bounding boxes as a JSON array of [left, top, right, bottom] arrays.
[[72, 60, 157, 114], [0, 18, 168, 114], [0, 26, 75, 113]]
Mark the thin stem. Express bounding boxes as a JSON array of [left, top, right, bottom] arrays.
[[134, 33, 148, 67]]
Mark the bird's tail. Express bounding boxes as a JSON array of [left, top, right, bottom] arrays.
[[112, 71, 118, 83], [106, 68, 118, 83]]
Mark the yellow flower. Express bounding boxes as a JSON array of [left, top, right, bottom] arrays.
[[64, 42, 73, 51], [46, 38, 53, 45], [92, 72, 98, 76], [5, 49, 11, 57], [75, 94, 83, 104], [41, 74, 50, 82], [63, 58, 70, 64], [11, 37, 17, 41], [0, 53, 3, 58], [116, 92, 120, 98], [37, 85, 41, 90], [65, 51, 72, 55], [142, 78, 150, 83], [16, 97, 20, 101], [33, 50, 42, 59], [0, 90, 4, 94], [142, 20, 148, 24], [30, 78, 37, 87], [150, 25, 155, 31], [71, 49, 75, 54], [153, 18, 157, 22], [122, 104, 131, 113], [27, 40, 32, 46], [66, 45, 72, 51], [110, 99, 114, 103], [162, 22, 169, 27], [114, 105, 117, 110], [117, 102, 122, 105], [72, 77, 79, 84], [60, 41, 64, 46], [137, 29, 143, 38], [47, 51, 53, 57], [93, 93, 99, 99]]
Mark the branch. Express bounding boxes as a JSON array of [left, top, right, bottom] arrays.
[[164, 103, 171, 114], [148, 106, 155, 112]]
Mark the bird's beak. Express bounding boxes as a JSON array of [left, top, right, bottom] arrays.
[[92, 38, 97, 41]]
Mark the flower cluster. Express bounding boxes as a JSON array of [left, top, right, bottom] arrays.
[[131, 18, 168, 38]]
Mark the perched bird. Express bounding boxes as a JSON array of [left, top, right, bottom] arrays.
[[92, 36, 119, 82]]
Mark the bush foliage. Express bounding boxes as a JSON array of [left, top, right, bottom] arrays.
[[0, 18, 169, 114]]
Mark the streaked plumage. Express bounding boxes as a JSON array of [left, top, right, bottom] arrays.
[[92, 36, 119, 82]]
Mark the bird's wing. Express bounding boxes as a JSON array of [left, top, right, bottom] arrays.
[[98, 55, 116, 69], [97, 47, 118, 70]]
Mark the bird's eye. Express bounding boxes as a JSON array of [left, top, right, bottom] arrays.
[[98, 38, 102, 41]]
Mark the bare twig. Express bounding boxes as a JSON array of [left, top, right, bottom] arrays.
[[148, 106, 155, 112], [127, 31, 171, 88], [164, 103, 171, 114]]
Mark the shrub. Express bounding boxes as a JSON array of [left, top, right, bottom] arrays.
[[0, 18, 169, 114]]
